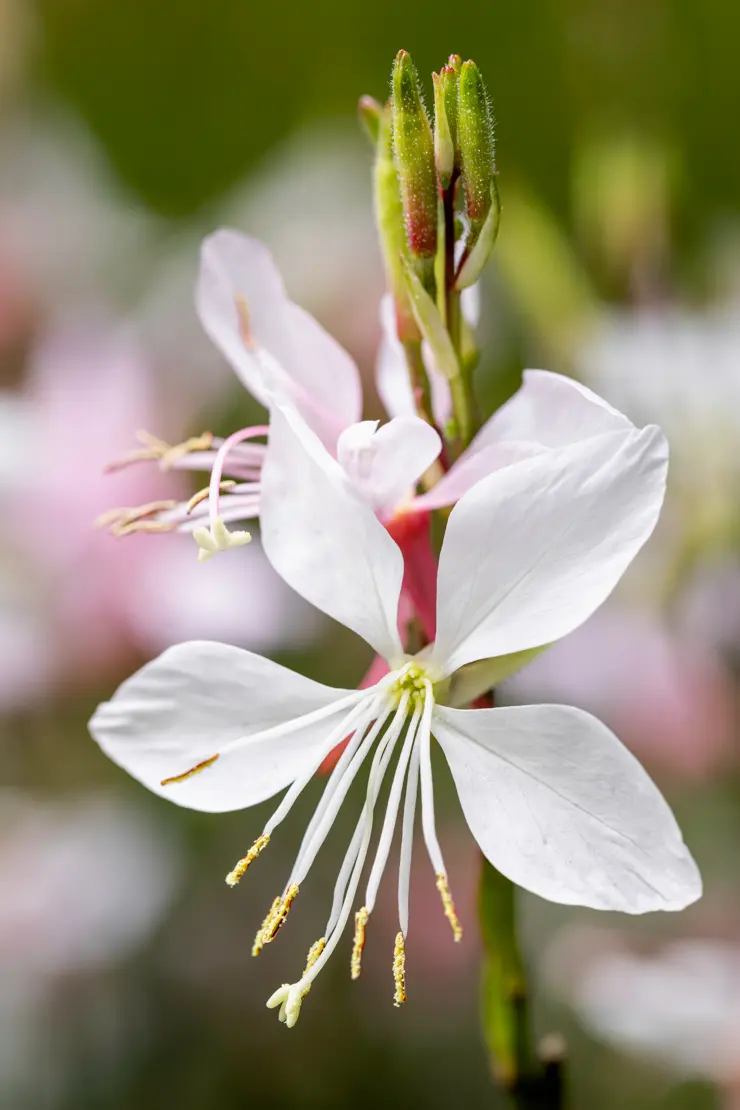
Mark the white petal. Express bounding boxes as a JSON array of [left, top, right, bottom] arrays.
[[472, 368, 633, 453], [89, 641, 360, 813], [196, 229, 361, 447], [260, 404, 404, 662], [432, 426, 668, 675], [415, 370, 630, 512], [414, 441, 546, 511], [433, 703, 702, 913], [337, 417, 441, 517]]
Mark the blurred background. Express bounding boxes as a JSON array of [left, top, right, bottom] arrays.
[[1, 1, 739, 1107]]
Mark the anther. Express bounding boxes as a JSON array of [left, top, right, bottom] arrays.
[[298, 936, 327, 1000], [161, 753, 219, 787], [351, 907, 369, 980], [435, 872, 463, 942], [252, 897, 282, 957], [393, 932, 407, 1007], [261, 883, 300, 944], [225, 834, 270, 887], [95, 500, 178, 535], [105, 430, 213, 472], [187, 480, 236, 514]]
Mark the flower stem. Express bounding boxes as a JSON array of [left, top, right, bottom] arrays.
[[478, 858, 567, 1109], [442, 174, 479, 454]]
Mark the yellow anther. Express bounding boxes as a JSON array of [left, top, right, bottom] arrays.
[[252, 897, 282, 957], [105, 430, 213, 473], [193, 517, 252, 562], [225, 834, 270, 887], [297, 936, 327, 1000], [161, 753, 219, 787], [393, 931, 407, 1007], [95, 500, 178, 535], [235, 295, 258, 351], [351, 907, 369, 980], [186, 480, 236, 514], [435, 872, 463, 942], [262, 883, 300, 944]]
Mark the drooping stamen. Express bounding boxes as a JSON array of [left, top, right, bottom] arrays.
[[364, 703, 422, 915], [435, 872, 463, 942], [393, 932, 407, 1007], [161, 753, 219, 786], [105, 430, 215, 473], [418, 680, 446, 877], [268, 697, 411, 1027], [225, 833, 270, 887], [95, 500, 178, 536], [350, 907, 369, 980], [253, 897, 281, 957], [398, 741, 421, 938]]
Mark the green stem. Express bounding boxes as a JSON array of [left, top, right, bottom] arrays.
[[402, 337, 434, 427], [442, 174, 479, 453], [478, 858, 566, 1110]]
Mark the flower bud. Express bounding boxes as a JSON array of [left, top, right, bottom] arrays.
[[358, 95, 383, 145], [447, 53, 462, 75], [433, 65, 459, 189], [458, 60, 496, 242], [391, 50, 438, 262], [373, 101, 419, 341]]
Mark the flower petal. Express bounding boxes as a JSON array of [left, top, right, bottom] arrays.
[[472, 369, 632, 453], [260, 404, 405, 663], [337, 416, 441, 517], [89, 641, 360, 812], [433, 703, 702, 913], [432, 426, 668, 675], [196, 229, 361, 447]]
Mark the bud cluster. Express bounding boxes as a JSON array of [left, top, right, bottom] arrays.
[[362, 49, 498, 315]]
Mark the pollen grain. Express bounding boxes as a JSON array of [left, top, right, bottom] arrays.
[[225, 833, 270, 887]]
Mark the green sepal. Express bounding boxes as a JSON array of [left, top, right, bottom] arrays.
[[358, 95, 383, 145], [456, 178, 501, 290], [400, 256, 460, 380]]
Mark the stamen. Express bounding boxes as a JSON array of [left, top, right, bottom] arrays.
[[393, 932, 407, 1007], [161, 753, 219, 786], [235, 295, 258, 351], [104, 430, 213, 473], [261, 883, 300, 945], [225, 833, 270, 887], [398, 741, 421, 938], [252, 897, 281, 957], [187, 480, 236, 514], [435, 872, 463, 942], [350, 907, 369, 980], [95, 501, 178, 535]]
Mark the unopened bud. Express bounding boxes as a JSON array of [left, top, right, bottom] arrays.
[[373, 102, 419, 342], [458, 60, 496, 245], [391, 50, 438, 263], [433, 66, 458, 189], [358, 95, 383, 145], [447, 53, 462, 75]]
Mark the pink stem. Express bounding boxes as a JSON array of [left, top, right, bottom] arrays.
[[387, 510, 438, 641]]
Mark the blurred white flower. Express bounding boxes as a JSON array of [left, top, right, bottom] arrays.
[[549, 927, 740, 1085]]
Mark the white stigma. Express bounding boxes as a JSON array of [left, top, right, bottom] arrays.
[[193, 516, 252, 562]]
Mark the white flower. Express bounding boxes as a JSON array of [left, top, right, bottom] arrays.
[[89, 387, 701, 1027]]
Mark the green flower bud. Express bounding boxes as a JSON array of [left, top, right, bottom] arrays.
[[433, 65, 459, 189], [373, 101, 419, 341], [458, 60, 496, 240], [391, 50, 438, 262], [447, 53, 462, 75], [358, 95, 383, 145]]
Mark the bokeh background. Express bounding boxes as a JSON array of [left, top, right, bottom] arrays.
[[2, 2, 740, 1108]]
